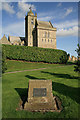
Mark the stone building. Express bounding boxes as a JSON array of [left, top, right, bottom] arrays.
[[71, 56, 77, 62], [0, 35, 25, 46], [25, 8, 57, 49], [0, 34, 11, 45], [8, 36, 25, 46], [0, 8, 57, 49]]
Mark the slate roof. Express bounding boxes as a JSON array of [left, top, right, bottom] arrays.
[[37, 21, 53, 28], [8, 36, 25, 43]]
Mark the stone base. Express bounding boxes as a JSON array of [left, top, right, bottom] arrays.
[[16, 80, 62, 112], [17, 96, 62, 112]]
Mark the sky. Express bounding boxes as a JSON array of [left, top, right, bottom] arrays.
[[0, 2, 79, 57]]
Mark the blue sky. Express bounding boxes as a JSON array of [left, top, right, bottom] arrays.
[[1, 2, 79, 57]]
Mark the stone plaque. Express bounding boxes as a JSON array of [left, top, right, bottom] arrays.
[[33, 88, 46, 97]]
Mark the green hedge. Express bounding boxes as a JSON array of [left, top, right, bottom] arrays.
[[2, 44, 68, 64], [2, 49, 7, 73]]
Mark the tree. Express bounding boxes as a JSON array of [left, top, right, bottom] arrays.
[[74, 44, 80, 77]]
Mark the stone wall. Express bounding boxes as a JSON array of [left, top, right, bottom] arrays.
[[37, 28, 56, 49]]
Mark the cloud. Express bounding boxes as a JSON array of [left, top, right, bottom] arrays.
[[53, 20, 78, 29], [2, 2, 15, 14], [18, 2, 36, 12], [17, 2, 36, 18], [38, 7, 73, 21], [2, 19, 78, 38], [38, 11, 54, 18], [57, 26, 78, 37], [57, 3, 62, 7], [2, 21, 25, 37], [37, 11, 56, 22], [63, 7, 73, 18], [53, 20, 78, 37], [38, 16, 54, 21]]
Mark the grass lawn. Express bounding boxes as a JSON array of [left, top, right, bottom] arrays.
[[6, 60, 61, 72], [2, 60, 80, 119]]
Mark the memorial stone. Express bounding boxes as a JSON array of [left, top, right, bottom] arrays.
[[23, 80, 62, 112]]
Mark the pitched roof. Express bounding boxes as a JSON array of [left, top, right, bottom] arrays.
[[37, 21, 57, 31], [0, 35, 11, 45], [37, 21, 52, 28], [38, 20, 54, 27], [8, 36, 25, 43]]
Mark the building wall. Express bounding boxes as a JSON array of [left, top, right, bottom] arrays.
[[25, 10, 57, 49], [37, 28, 56, 49], [33, 28, 37, 46]]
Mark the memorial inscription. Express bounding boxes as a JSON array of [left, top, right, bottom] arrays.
[[33, 88, 47, 97]]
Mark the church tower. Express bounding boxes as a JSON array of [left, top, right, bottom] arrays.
[[25, 7, 37, 46]]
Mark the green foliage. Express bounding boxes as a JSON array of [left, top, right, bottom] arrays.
[[2, 61, 79, 118], [74, 60, 80, 72], [74, 44, 80, 76], [2, 44, 68, 64], [2, 50, 7, 73]]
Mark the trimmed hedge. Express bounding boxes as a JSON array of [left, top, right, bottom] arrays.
[[2, 44, 68, 64], [2, 49, 7, 73]]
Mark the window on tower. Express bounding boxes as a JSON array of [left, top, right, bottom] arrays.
[[31, 19, 34, 24]]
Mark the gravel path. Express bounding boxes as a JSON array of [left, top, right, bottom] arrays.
[[5, 68, 47, 74]]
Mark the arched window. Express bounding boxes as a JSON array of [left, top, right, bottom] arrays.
[[51, 40, 52, 42], [45, 39, 46, 42], [48, 32, 50, 38], [42, 39, 43, 42], [45, 32, 47, 38], [48, 39, 49, 42]]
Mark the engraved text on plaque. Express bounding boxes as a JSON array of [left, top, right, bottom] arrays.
[[33, 88, 47, 97]]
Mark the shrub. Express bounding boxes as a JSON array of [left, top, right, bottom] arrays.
[[2, 44, 68, 64], [2, 50, 7, 73]]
